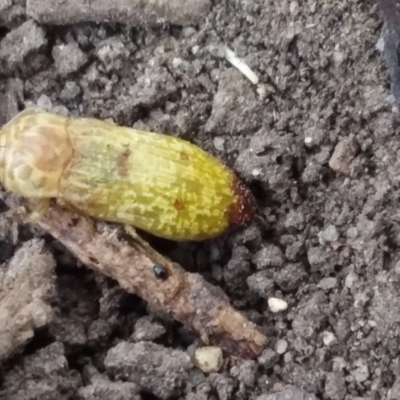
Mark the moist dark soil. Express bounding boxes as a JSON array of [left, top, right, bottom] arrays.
[[1, 1, 400, 399]]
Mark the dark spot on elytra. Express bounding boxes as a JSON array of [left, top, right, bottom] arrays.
[[174, 198, 185, 211], [180, 151, 190, 161]]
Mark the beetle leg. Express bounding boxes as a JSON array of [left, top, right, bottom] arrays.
[[124, 224, 169, 266], [25, 198, 51, 223], [124, 225, 153, 253]]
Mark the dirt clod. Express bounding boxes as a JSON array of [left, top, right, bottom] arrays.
[[104, 341, 192, 399]]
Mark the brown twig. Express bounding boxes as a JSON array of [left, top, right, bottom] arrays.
[[0, 192, 267, 359]]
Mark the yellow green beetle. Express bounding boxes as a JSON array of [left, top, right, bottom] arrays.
[[0, 108, 255, 241]]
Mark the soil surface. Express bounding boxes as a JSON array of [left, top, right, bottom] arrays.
[[1, 1, 399, 399]]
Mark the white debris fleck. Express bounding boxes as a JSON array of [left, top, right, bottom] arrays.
[[323, 331, 337, 346], [193, 346, 223, 373], [376, 37, 385, 53], [304, 136, 313, 145], [275, 339, 288, 354], [268, 298, 288, 313], [222, 46, 259, 85], [251, 168, 262, 177]]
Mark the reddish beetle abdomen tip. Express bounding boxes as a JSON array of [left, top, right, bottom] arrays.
[[227, 177, 256, 227]]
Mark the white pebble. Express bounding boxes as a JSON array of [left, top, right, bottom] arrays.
[[193, 346, 223, 373], [251, 168, 262, 177], [275, 339, 288, 354], [304, 136, 313, 145], [268, 298, 288, 313], [323, 331, 337, 346]]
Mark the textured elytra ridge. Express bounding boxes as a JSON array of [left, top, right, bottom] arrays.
[[0, 109, 255, 241]]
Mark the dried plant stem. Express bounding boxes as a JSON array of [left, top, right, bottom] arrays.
[[0, 192, 267, 359]]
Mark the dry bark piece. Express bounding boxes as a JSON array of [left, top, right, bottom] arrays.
[[0, 192, 267, 359], [0, 238, 56, 362], [26, 0, 211, 26]]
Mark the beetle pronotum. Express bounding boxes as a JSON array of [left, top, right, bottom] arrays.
[[0, 108, 255, 241]]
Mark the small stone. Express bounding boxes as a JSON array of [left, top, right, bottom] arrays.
[[329, 137, 358, 174], [268, 298, 288, 313], [304, 136, 313, 145], [213, 137, 225, 151], [317, 277, 337, 290], [252, 168, 262, 177], [323, 331, 337, 346], [258, 348, 279, 369], [172, 57, 183, 68], [318, 225, 339, 244], [52, 41, 88, 76], [376, 36, 385, 53], [36, 94, 52, 110], [345, 272, 358, 288], [275, 339, 288, 355], [193, 347, 223, 373], [346, 227, 358, 239], [333, 51, 345, 66]]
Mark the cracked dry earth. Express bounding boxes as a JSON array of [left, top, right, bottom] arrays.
[[1, 0, 400, 399]]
